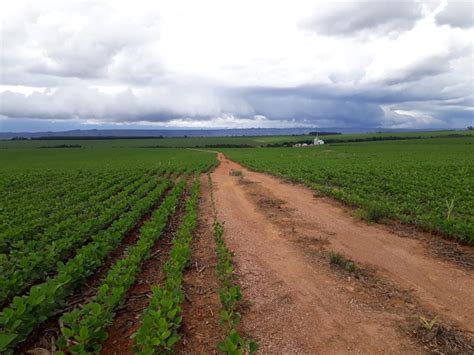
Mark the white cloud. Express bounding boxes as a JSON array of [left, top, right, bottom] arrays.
[[361, 11, 472, 85]]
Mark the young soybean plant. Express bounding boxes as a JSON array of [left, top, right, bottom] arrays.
[[57, 181, 185, 354], [214, 221, 257, 354], [0, 181, 171, 355], [132, 178, 200, 354]]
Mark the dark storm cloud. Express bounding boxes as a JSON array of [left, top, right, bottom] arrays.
[[1, 73, 472, 129], [436, 1, 474, 28], [250, 97, 384, 127], [0, 85, 252, 123], [235, 78, 473, 128]]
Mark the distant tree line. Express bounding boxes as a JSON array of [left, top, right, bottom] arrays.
[[31, 136, 165, 140], [39, 144, 82, 148], [139, 143, 254, 149], [308, 131, 342, 136]]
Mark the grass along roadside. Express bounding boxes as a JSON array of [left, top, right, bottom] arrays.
[[0, 180, 172, 354], [57, 180, 186, 354], [213, 221, 257, 354], [208, 173, 257, 354], [329, 252, 358, 273]]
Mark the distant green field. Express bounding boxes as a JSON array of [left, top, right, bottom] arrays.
[[0, 147, 216, 172], [223, 137, 474, 243], [0, 135, 305, 148], [1, 130, 472, 149], [319, 130, 474, 141]]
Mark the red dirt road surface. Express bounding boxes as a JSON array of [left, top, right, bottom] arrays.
[[211, 152, 474, 353]]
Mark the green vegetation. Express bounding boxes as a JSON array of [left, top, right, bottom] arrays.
[[329, 252, 358, 272], [1, 129, 472, 149], [58, 182, 186, 354], [1, 131, 472, 353], [0, 135, 307, 149], [208, 174, 256, 354], [229, 169, 243, 177], [0, 173, 164, 305], [214, 221, 256, 354], [0, 147, 216, 353], [0, 181, 171, 353], [223, 137, 474, 243], [132, 178, 200, 354], [0, 147, 215, 171], [418, 315, 438, 331]]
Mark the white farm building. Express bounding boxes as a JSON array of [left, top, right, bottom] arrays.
[[293, 137, 325, 147]]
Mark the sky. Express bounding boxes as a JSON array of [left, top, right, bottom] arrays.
[[0, 0, 473, 132]]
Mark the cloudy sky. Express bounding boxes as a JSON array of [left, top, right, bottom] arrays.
[[0, 0, 473, 132]]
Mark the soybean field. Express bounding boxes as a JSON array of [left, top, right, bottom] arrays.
[[223, 137, 474, 243], [1, 135, 473, 354]]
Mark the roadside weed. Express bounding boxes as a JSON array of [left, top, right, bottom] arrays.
[[446, 198, 455, 220], [419, 315, 438, 331], [329, 252, 357, 272]]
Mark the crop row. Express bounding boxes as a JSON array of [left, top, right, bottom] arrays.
[[0, 174, 165, 305], [132, 177, 200, 354], [58, 180, 186, 354], [0, 170, 129, 231], [1, 171, 93, 209], [0, 179, 172, 354], [0, 172, 148, 253], [2, 171, 158, 254]]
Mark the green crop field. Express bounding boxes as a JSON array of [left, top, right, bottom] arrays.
[[0, 147, 215, 171], [223, 137, 474, 243], [0, 135, 307, 149], [0, 147, 220, 353], [1, 134, 473, 353]]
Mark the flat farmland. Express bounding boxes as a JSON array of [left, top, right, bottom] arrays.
[[0, 137, 473, 354], [1, 129, 472, 149]]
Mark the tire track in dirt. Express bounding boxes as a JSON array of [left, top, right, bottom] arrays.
[[212, 155, 422, 353], [212, 153, 474, 353]]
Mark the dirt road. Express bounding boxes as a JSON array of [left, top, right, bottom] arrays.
[[211, 153, 473, 353]]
